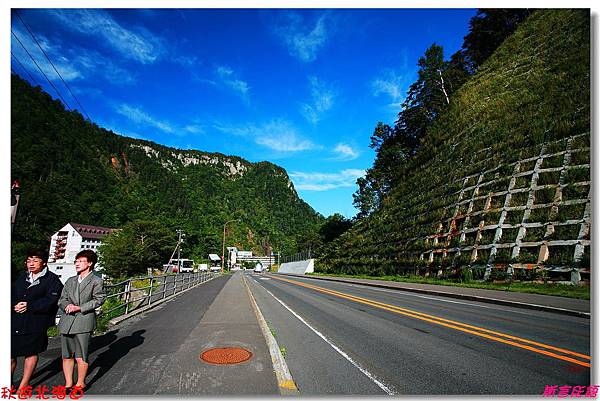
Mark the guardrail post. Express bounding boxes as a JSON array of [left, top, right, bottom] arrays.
[[124, 280, 132, 315], [148, 276, 154, 306], [162, 276, 167, 300], [173, 275, 178, 296]]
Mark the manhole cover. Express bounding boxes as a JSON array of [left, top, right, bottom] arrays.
[[200, 347, 253, 365]]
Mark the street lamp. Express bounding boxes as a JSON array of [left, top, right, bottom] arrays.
[[222, 219, 239, 273]]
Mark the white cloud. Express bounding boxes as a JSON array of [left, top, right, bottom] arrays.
[[300, 76, 335, 124], [213, 119, 318, 153], [115, 104, 175, 134], [215, 66, 250, 98], [48, 9, 164, 64], [11, 25, 136, 86], [332, 143, 359, 161], [290, 169, 365, 191], [11, 27, 83, 82], [272, 13, 331, 62], [174, 55, 199, 68], [371, 69, 407, 108], [184, 124, 204, 134]]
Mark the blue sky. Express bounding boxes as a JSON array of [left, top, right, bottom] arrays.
[[10, 8, 476, 218]]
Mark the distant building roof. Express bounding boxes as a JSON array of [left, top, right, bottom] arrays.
[[70, 223, 117, 240], [208, 254, 221, 261]]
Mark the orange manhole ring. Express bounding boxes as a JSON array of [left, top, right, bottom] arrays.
[[200, 347, 253, 365]]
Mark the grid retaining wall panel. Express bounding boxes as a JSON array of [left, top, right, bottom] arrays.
[[408, 133, 590, 274]]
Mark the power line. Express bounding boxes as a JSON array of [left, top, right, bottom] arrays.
[[11, 51, 40, 86], [11, 29, 73, 112], [15, 10, 92, 121], [11, 52, 78, 139]]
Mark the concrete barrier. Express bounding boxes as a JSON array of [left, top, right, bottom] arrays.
[[278, 259, 314, 274]]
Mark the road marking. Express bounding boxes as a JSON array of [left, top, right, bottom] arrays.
[[253, 278, 397, 395], [243, 275, 299, 395], [271, 276, 591, 368], [293, 278, 540, 316]]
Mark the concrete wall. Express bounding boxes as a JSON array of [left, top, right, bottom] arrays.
[[278, 259, 314, 275]]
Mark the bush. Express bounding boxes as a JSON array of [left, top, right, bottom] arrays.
[[459, 267, 473, 282], [505, 210, 524, 225], [498, 227, 519, 243], [542, 154, 564, 169], [537, 171, 561, 186], [509, 191, 529, 207], [562, 184, 589, 201], [556, 203, 586, 222], [569, 150, 589, 166], [512, 267, 541, 281], [520, 160, 536, 172], [514, 174, 532, 189], [488, 267, 509, 282], [522, 226, 547, 242], [549, 224, 580, 240], [564, 167, 589, 184], [534, 187, 556, 205], [527, 207, 550, 223], [516, 247, 539, 263], [494, 247, 513, 263]]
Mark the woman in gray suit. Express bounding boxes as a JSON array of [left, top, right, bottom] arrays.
[[58, 249, 105, 390]]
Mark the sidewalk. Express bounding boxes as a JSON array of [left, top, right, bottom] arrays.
[[279, 273, 590, 318], [12, 273, 282, 396], [154, 271, 280, 395]]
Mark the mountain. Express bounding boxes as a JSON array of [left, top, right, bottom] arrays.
[[11, 74, 323, 269], [320, 10, 590, 281]]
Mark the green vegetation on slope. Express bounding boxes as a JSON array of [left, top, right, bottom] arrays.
[[11, 75, 323, 277], [321, 10, 590, 279]]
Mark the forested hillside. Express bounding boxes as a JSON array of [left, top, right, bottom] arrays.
[[11, 74, 323, 272], [320, 10, 590, 281]]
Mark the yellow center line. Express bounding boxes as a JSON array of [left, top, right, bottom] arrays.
[[279, 277, 590, 360], [270, 275, 591, 368]]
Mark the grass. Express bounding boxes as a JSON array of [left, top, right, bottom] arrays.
[[309, 272, 589, 300], [47, 325, 59, 338]]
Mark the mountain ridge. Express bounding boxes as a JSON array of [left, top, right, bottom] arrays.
[[11, 74, 321, 270]]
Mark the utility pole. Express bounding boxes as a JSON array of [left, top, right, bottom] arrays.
[[11, 180, 20, 232], [164, 229, 184, 274], [221, 219, 239, 273], [176, 229, 183, 272]]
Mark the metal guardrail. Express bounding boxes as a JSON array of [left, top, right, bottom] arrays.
[[101, 271, 219, 318], [280, 250, 312, 264]]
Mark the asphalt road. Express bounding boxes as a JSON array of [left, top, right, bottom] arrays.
[[245, 272, 591, 396]]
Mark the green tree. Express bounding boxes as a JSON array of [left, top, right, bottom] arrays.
[[98, 220, 174, 279], [462, 9, 533, 69], [319, 214, 353, 243]]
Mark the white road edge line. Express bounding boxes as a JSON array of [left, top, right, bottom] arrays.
[[254, 277, 397, 395], [243, 275, 299, 395]]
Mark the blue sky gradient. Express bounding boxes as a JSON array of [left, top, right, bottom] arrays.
[[10, 8, 476, 218]]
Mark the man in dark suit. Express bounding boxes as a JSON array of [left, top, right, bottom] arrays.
[[11, 248, 63, 392], [58, 249, 105, 390]]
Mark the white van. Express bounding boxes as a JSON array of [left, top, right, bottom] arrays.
[[253, 263, 263, 273], [210, 265, 221, 273], [199, 263, 208, 272], [171, 259, 194, 273]]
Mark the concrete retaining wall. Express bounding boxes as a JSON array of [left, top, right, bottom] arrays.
[[278, 259, 314, 274]]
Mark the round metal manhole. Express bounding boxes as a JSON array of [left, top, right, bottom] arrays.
[[200, 347, 253, 365]]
